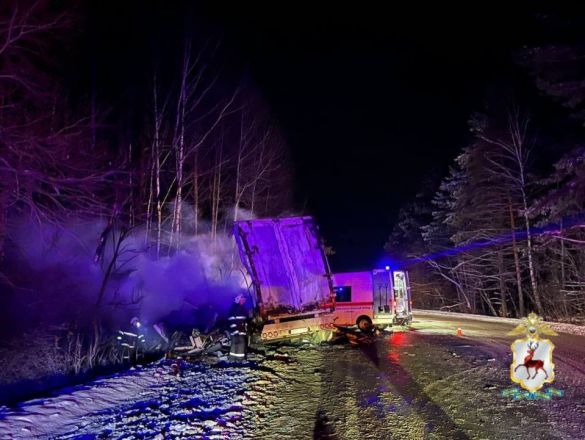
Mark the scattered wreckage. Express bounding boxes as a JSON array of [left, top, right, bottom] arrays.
[[169, 328, 231, 359], [116, 215, 412, 363], [116, 317, 231, 362], [116, 316, 383, 365]]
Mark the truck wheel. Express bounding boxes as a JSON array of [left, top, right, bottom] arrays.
[[356, 316, 373, 331]]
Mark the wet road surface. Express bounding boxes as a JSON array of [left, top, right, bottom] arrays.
[[253, 311, 585, 439]]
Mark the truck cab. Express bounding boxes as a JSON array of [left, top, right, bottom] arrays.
[[332, 269, 412, 330]]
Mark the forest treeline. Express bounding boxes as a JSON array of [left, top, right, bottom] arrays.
[[388, 43, 585, 321]]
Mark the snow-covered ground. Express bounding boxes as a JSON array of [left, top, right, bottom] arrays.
[[1, 312, 585, 439], [0, 366, 162, 438]]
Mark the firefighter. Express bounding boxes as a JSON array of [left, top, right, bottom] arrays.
[[117, 317, 145, 363], [228, 294, 249, 361]]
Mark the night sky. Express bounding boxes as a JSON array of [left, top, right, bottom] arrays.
[[83, 3, 567, 272]]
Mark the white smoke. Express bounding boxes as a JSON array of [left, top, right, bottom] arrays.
[[3, 209, 254, 330]]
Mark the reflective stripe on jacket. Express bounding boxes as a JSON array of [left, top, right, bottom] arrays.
[[227, 303, 248, 335]]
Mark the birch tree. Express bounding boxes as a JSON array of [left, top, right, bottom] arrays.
[[473, 109, 542, 315], [143, 44, 237, 252]]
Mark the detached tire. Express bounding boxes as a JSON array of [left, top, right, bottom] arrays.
[[356, 316, 373, 331]]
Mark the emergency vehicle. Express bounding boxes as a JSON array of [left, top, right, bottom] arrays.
[[332, 268, 412, 330]]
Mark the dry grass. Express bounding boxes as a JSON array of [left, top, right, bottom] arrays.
[[0, 324, 124, 402]]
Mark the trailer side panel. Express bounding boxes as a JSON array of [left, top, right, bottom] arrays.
[[233, 217, 333, 317]]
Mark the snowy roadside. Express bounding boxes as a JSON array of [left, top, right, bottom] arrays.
[[414, 309, 585, 336], [0, 350, 301, 440], [0, 366, 162, 439]]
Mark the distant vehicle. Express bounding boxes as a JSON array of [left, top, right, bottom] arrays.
[[331, 268, 412, 330], [233, 216, 336, 342]]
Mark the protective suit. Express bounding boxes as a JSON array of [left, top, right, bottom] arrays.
[[228, 295, 248, 360]]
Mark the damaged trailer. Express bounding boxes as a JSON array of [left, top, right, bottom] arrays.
[[233, 216, 337, 342]]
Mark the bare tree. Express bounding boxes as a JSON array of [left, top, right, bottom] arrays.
[[232, 108, 288, 221], [142, 44, 238, 252], [476, 109, 542, 315], [0, 2, 113, 265]]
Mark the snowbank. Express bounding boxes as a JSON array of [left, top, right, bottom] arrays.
[[414, 309, 585, 336], [0, 367, 160, 438]]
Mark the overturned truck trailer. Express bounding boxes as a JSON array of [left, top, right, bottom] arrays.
[[233, 216, 336, 342]]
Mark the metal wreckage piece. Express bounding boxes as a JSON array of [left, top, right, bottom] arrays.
[[167, 328, 232, 360], [116, 324, 232, 361]]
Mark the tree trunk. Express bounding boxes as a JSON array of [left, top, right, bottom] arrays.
[[509, 199, 525, 317], [193, 151, 199, 235], [171, 52, 189, 251], [521, 185, 542, 315], [152, 80, 163, 258], [0, 195, 6, 264], [211, 138, 223, 242], [497, 250, 508, 317], [128, 143, 135, 228], [559, 219, 569, 318]]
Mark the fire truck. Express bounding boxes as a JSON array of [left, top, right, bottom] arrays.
[[331, 268, 412, 330]]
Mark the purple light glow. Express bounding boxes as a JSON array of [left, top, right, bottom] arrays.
[[402, 212, 585, 267]]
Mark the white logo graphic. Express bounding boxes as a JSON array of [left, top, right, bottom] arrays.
[[511, 338, 555, 392], [508, 313, 557, 392]]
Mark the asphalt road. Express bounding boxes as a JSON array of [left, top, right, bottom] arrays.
[[295, 311, 585, 440], [249, 310, 585, 439], [413, 310, 585, 379]]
